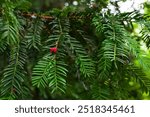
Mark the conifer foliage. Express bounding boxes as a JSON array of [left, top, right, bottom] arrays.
[[0, 0, 150, 99]]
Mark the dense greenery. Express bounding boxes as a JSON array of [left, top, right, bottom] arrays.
[[0, 0, 150, 99]]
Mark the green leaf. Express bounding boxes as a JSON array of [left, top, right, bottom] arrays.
[[25, 19, 44, 50], [32, 54, 68, 93]]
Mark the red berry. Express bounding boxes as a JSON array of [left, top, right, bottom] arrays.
[[50, 47, 57, 54]]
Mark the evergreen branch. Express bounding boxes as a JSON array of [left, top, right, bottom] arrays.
[[48, 60, 68, 93], [32, 54, 52, 88], [140, 21, 150, 48], [25, 19, 44, 50], [0, 1, 20, 45], [32, 54, 68, 93], [91, 81, 110, 99], [127, 65, 150, 93], [76, 55, 95, 78], [0, 40, 27, 99]]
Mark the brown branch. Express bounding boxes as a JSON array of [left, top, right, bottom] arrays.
[[20, 12, 54, 20], [0, 8, 54, 20]]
